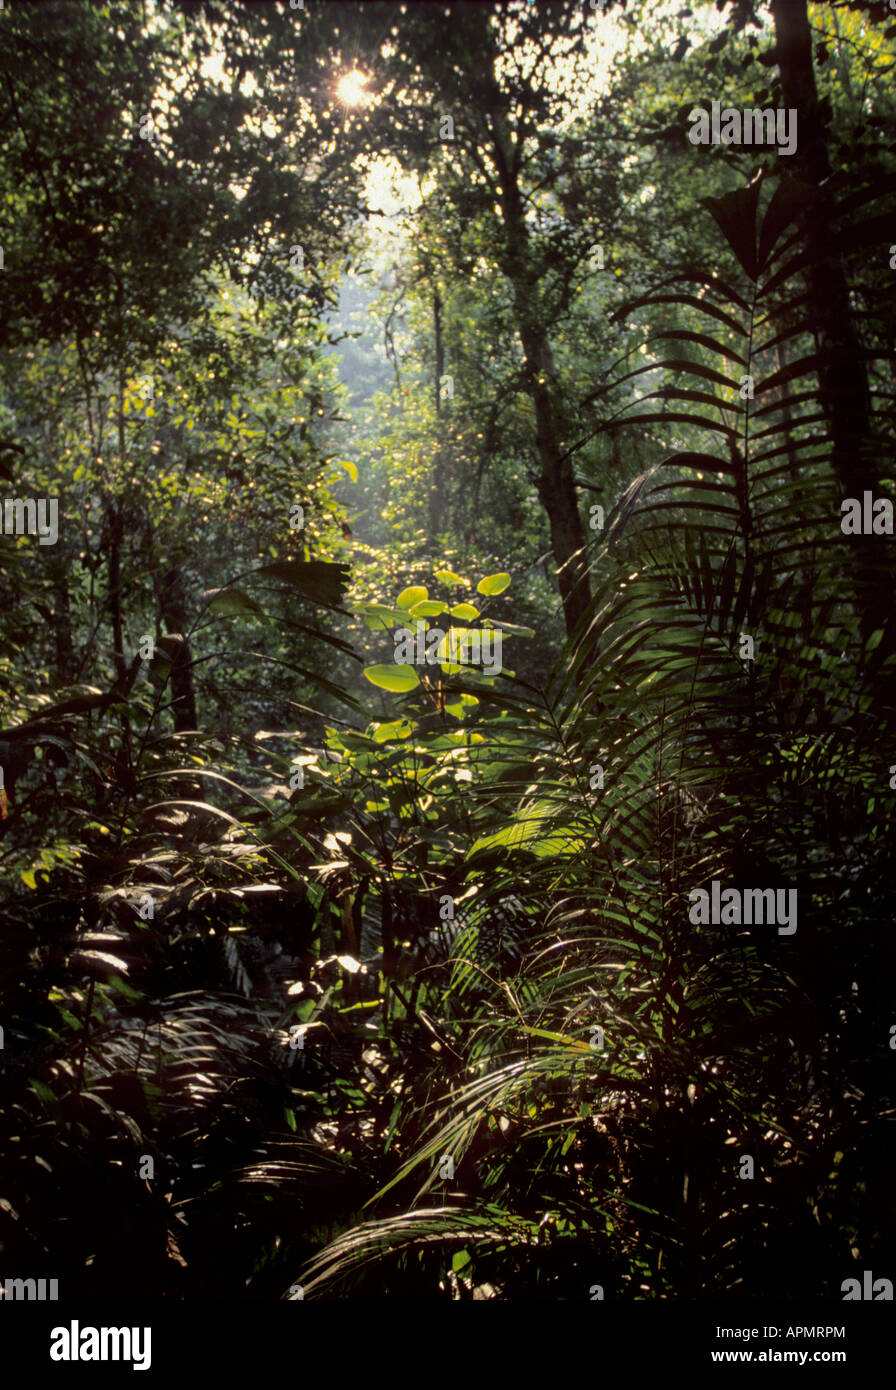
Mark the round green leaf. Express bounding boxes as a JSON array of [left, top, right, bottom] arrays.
[[476, 572, 511, 596], [397, 586, 428, 609], [355, 602, 404, 631], [409, 600, 447, 618], [444, 694, 479, 719], [434, 570, 468, 586], [450, 602, 479, 621], [371, 718, 415, 742], [363, 664, 421, 692]]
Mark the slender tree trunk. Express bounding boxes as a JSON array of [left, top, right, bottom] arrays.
[[771, 0, 886, 635], [106, 500, 127, 685], [110, 360, 133, 768], [491, 118, 591, 640], [158, 568, 197, 732], [433, 286, 444, 416], [429, 286, 445, 542], [103, 498, 136, 788], [51, 559, 75, 683], [517, 317, 591, 637]]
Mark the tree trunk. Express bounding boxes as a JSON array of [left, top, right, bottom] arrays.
[[770, 0, 887, 635], [158, 568, 197, 732], [490, 117, 591, 640], [429, 286, 446, 542], [518, 318, 592, 638], [51, 557, 75, 683], [106, 501, 127, 685]]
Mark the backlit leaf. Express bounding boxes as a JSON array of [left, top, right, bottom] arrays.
[[476, 572, 511, 596], [397, 586, 428, 609], [363, 664, 421, 692]]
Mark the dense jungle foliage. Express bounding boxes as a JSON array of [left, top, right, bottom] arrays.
[[1, 0, 895, 1303]]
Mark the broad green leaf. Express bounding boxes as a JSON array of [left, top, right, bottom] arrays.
[[355, 603, 405, 631], [205, 587, 268, 621], [363, 664, 421, 692], [397, 586, 428, 609], [450, 603, 479, 621], [258, 561, 351, 606], [444, 693, 479, 719], [371, 718, 416, 742], [28, 1078, 56, 1105], [476, 572, 511, 596], [332, 459, 358, 482], [108, 973, 141, 1001], [148, 652, 171, 683], [409, 600, 447, 618], [435, 570, 468, 585]]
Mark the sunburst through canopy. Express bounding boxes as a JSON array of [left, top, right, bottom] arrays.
[[335, 69, 370, 108]]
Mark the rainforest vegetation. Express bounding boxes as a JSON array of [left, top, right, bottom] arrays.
[[1, 0, 895, 1303]]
